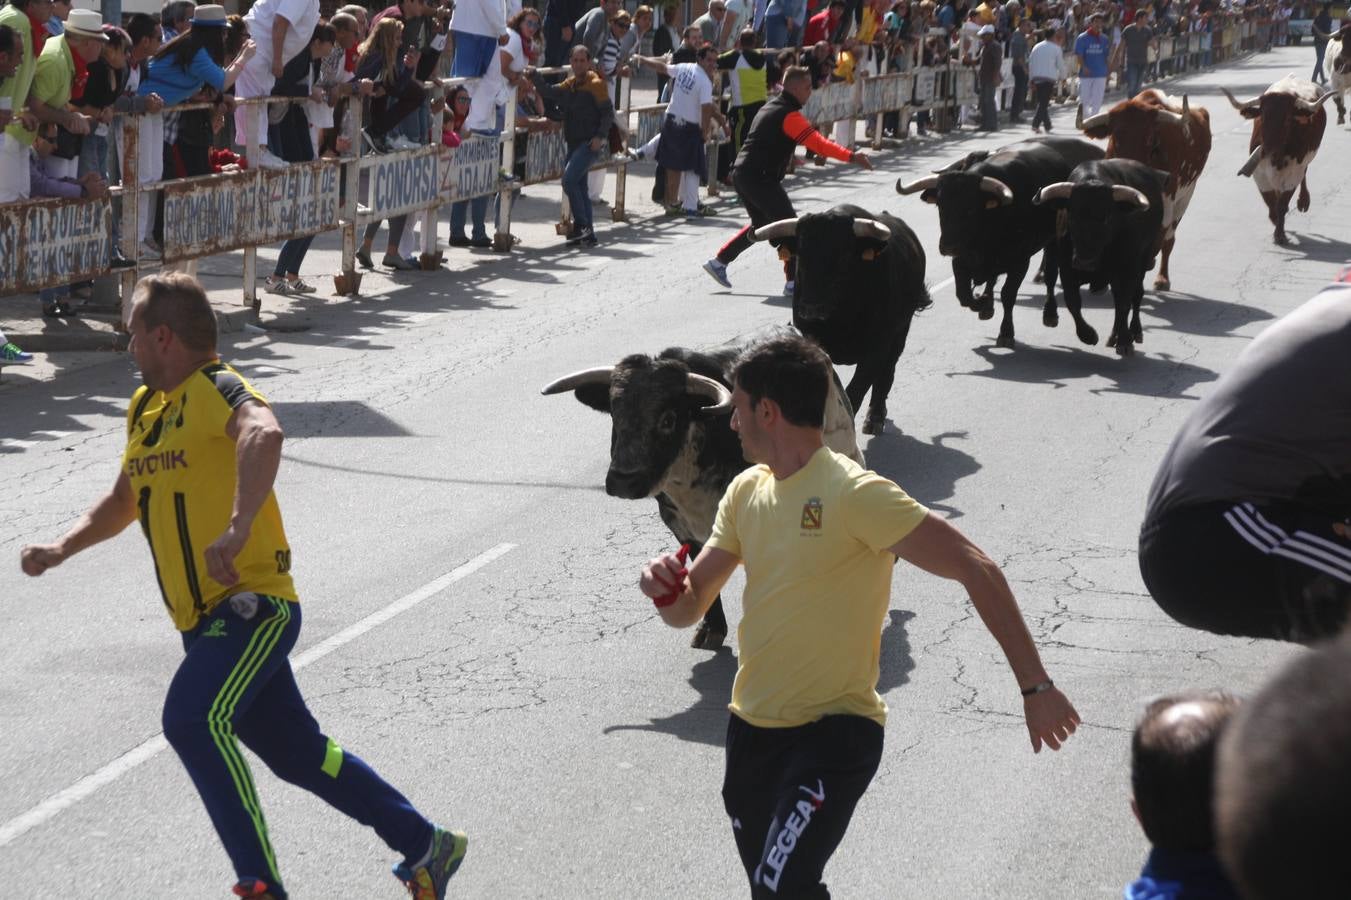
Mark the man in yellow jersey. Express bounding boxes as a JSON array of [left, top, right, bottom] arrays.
[[20, 274, 467, 900], [639, 335, 1081, 898]]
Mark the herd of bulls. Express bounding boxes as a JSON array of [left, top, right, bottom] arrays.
[[541, 76, 1344, 649]]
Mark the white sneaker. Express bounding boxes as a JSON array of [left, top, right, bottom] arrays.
[[253, 148, 288, 169], [388, 135, 420, 151], [702, 259, 731, 288], [288, 277, 317, 294], [783, 280, 795, 297], [138, 240, 162, 262]]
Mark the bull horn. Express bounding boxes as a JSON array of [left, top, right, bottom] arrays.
[[1032, 182, 1074, 205], [686, 373, 732, 415], [1221, 87, 1259, 112], [1079, 107, 1111, 131], [897, 175, 940, 195], [1179, 95, 1192, 138], [852, 218, 891, 241], [980, 177, 1015, 205], [1236, 146, 1262, 177], [1112, 186, 1150, 209], [540, 366, 615, 395], [751, 218, 800, 242], [1304, 89, 1339, 110], [1154, 107, 1185, 126]]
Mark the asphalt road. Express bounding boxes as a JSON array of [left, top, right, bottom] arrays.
[[1, 47, 1343, 899]]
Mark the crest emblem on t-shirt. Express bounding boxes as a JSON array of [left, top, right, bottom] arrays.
[[800, 498, 823, 530]]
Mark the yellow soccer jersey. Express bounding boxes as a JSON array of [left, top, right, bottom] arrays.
[[123, 362, 296, 631], [707, 447, 928, 728]]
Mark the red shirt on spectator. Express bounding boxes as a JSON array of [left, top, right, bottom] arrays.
[[803, 8, 840, 44]]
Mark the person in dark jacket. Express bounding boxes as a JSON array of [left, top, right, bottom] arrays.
[[542, 0, 588, 67], [527, 45, 614, 247], [264, 22, 336, 295], [700, 65, 872, 295]]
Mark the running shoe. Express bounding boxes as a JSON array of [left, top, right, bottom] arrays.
[[139, 240, 162, 262], [356, 249, 376, 269], [231, 878, 280, 899], [696, 203, 718, 217], [388, 135, 421, 151], [362, 130, 392, 154], [393, 827, 468, 900], [264, 276, 294, 296], [383, 253, 418, 271], [702, 259, 731, 288], [1, 342, 33, 364], [288, 277, 317, 294]]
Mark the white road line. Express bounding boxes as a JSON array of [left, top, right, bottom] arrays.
[[931, 276, 956, 294], [0, 542, 517, 849]]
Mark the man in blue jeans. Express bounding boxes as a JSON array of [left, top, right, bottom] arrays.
[[528, 46, 613, 246], [450, 0, 507, 77], [1117, 8, 1157, 98]]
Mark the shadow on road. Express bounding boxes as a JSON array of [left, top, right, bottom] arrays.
[[1143, 290, 1275, 338], [866, 431, 981, 519], [1275, 232, 1351, 265], [602, 607, 917, 746], [956, 342, 1219, 399]]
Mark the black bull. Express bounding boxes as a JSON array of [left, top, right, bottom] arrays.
[[751, 204, 930, 436], [1034, 159, 1167, 358], [539, 331, 865, 650], [896, 136, 1106, 349]]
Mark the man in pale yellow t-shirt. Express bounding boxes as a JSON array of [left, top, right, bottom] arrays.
[[639, 335, 1081, 899]]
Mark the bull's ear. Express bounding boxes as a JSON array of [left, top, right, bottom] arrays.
[[573, 384, 612, 413], [1239, 106, 1261, 120], [920, 189, 938, 204], [983, 197, 1002, 210]]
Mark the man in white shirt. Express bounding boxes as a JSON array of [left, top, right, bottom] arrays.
[[235, 0, 319, 166], [1027, 26, 1066, 132], [632, 44, 726, 216], [450, 0, 508, 77]]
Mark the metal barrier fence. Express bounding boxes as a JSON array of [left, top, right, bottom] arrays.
[[1, 36, 1257, 312]]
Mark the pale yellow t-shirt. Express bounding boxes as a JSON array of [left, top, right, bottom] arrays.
[[707, 447, 928, 728]]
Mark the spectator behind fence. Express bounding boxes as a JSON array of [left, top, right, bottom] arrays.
[[235, 0, 320, 168], [1215, 636, 1351, 899], [543, 0, 587, 67], [449, 7, 536, 250], [764, 0, 805, 50], [527, 45, 613, 247], [370, 0, 437, 149], [575, 0, 619, 67], [0, 23, 30, 134], [355, 18, 420, 269], [355, 17, 424, 154], [27, 9, 106, 318], [261, 21, 335, 296], [449, 0, 508, 77], [1125, 691, 1243, 900], [136, 6, 254, 261], [1009, 18, 1032, 123], [692, 0, 728, 46], [312, 13, 371, 157], [1, 0, 66, 204], [77, 26, 130, 195]]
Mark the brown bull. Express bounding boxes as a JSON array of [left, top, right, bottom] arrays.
[[1223, 75, 1337, 245], [1078, 89, 1211, 290]]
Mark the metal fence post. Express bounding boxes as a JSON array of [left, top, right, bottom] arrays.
[[335, 95, 362, 295], [119, 112, 139, 313], [495, 93, 519, 251], [612, 73, 630, 221], [242, 98, 260, 315], [419, 81, 444, 270]]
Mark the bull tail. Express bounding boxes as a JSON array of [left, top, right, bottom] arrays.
[[914, 282, 934, 313]]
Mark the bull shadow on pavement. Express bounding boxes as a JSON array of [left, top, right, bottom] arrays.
[[1272, 232, 1351, 265], [600, 610, 916, 746], [957, 342, 1219, 399], [1143, 290, 1274, 338], [864, 430, 981, 519]]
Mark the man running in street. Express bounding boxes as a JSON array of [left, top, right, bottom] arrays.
[[20, 274, 467, 900], [700, 65, 873, 297], [639, 335, 1080, 898], [1139, 277, 1351, 642]]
